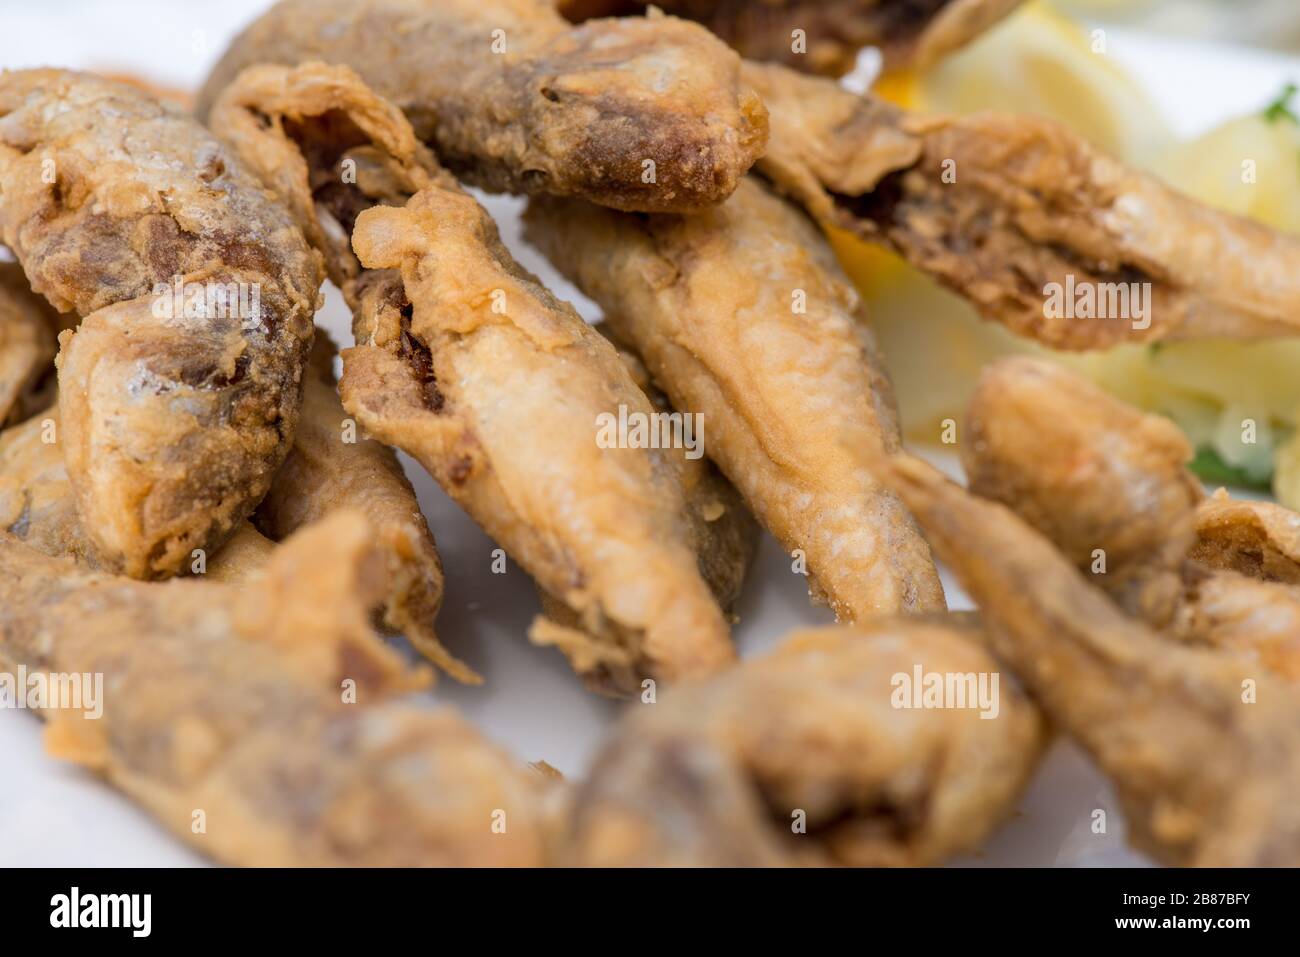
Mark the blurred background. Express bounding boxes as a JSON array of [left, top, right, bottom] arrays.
[[1056, 0, 1300, 51]]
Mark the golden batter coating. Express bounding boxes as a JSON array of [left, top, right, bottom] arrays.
[[0, 405, 273, 581], [963, 356, 1202, 625], [746, 62, 1300, 349], [197, 0, 768, 213], [0, 513, 549, 867], [211, 62, 748, 693], [561, 620, 1044, 866], [255, 335, 474, 683], [558, 0, 1024, 76], [1190, 490, 1300, 585], [0, 262, 60, 425], [0, 69, 323, 579], [526, 178, 945, 619], [961, 357, 1300, 679], [877, 453, 1300, 866], [346, 187, 737, 693]]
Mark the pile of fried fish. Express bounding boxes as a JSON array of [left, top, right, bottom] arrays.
[[1, 0, 1298, 867]]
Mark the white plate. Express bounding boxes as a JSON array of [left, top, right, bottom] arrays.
[[1, 1, 1296, 867]]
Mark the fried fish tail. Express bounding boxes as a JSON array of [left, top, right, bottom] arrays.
[[0, 512, 548, 866], [197, 0, 768, 213], [562, 619, 1044, 866], [346, 186, 736, 693], [746, 62, 1300, 349], [525, 178, 945, 619], [872, 452, 1300, 866]]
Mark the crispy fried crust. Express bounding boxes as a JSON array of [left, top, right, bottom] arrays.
[[0, 405, 274, 581], [210, 62, 746, 693], [254, 334, 475, 682], [0, 69, 323, 578], [558, 0, 1024, 76], [876, 453, 1300, 866], [1190, 490, 1300, 585], [963, 357, 1202, 624], [960, 357, 1300, 681], [746, 62, 1300, 349], [561, 620, 1044, 866], [526, 178, 945, 619], [197, 0, 768, 213], [346, 187, 737, 693], [0, 513, 548, 866], [0, 262, 59, 426]]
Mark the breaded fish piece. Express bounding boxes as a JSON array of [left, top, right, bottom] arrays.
[[963, 356, 1202, 625], [962, 357, 1300, 680], [0, 513, 548, 867], [255, 334, 475, 683], [561, 620, 1044, 866], [745, 62, 1300, 349], [196, 0, 768, 213], [0, 405, 274, 582], [1190, 489, 1300, 585], [876, 453, 1300, 866], [0, 69, 323, 578], [558, 0, 1024, 76], [346, 187, 737, 693], [526, 178, 945, 619], [211, 62, 750, 693], [0, 262, 61, 426]]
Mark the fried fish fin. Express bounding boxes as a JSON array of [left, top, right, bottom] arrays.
[[196, 0, 767, 213], [525, 178, 944, 619]]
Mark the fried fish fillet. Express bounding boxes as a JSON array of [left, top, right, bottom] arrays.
[[961, 356, 1300, 680], [876, 453, 1300, 865], [526, 178, 945, 619], [211, 62, 749, 693], [558, 0, 1024, 76], [0, 261, 59, 426], [254, 334, 475, 683], [0, 69, 323, 579], [0, 513, 549, 867], [196, 0, 768, 213], [560, 619, 1044, 866], [347, 188, 737, 693], [745, 62, 1300, 349]]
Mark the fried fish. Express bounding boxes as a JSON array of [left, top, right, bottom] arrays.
[[197, 0, 768, 213], [0, 69, 323, 578]]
